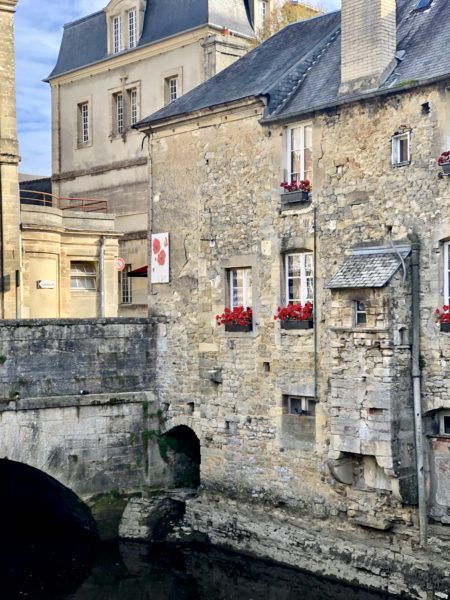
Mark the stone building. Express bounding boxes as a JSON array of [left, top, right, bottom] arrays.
[[47, 0, 269, 316], [134, 0, 450, 595], [0, 0, 21, 318]]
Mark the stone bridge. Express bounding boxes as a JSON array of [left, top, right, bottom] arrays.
[[0, 318, 198, 539]]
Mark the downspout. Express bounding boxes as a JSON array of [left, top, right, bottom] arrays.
[[146, 132, 154, 305], [409, 231, 427, 546], [99, 236, 105, 318], [313, 207, 318, 404]]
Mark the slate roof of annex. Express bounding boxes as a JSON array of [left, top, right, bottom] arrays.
[[137, 0, 450, 128], [47, 0, 254, 80], [326, 249, 411, 289]]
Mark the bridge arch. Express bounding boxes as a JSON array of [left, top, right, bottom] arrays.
[[0, 458, 98, 540], [161, 424, 201, 489]]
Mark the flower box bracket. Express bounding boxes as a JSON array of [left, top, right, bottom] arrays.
[[280, 319, 314, 330]]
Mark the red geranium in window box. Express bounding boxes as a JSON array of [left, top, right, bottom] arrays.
[[274, 302, 313, 329], [437, 152, 450, 175], [216, 306, 253, 332], [436, 306, 450, 332], [279, 179, 311, 204]]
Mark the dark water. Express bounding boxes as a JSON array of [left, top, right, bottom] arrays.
[[0, 538, 399, 600]]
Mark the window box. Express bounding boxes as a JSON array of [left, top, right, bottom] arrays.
[[280, 319, 313, 330], [442, 163, 450, 176], [280, 190, 310, 205], [440, 322, 450, 332], [225, 323, 252, 333]]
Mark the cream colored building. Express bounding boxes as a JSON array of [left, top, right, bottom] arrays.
[[0, 0, 21, 318], [47, 0, 265, 316]]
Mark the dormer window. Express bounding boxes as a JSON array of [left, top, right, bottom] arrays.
[[113, 15, 122, 54], [128, 9, 137, 48]]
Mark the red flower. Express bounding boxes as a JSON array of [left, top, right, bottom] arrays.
[[436, 306, 450, 323], [157, 249, 166, 266], [274, 302, 313, 322], [216, 306, 252, 327], [153, 238, 161, 255], [438, 151, 450, 166]]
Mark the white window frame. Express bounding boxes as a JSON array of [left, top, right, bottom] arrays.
[[285, 252, 314, 305], [128, 9, 137, 48], [354, 300, 367, 326], [168, 77, 178, 103], [439, 410, 450, 436], [286, 123, 312, 184], [228, 267, 252, 310], [70, 262, 97, 291], [116, 92, 124, 134], [113, 15, 122, 54], [79, 102, 89, 144], [444, 242, 450, 305], [391, 131, 410, 166], [129, 88, 138, 125], [120, 264, 132, 304], [284, 395, 316, 417], [259, 0, 267, 27]]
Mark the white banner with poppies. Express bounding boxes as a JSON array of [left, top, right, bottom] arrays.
[[151, 233, 169, 283]]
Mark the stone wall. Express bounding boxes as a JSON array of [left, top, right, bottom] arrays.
[[0, 318, 158, 399], [144, 76, 450, 591], [0, 0, 21, 318]]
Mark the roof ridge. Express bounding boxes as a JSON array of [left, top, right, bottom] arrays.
[[63, 10, 104, 30], [267, 25, 340, 116]]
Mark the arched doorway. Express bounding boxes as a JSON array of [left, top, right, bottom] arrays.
[[0, 458, 98, 540], [162, 425, 201, 489]]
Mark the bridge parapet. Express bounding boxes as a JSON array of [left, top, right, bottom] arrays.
[[0, 317, 161, 400]]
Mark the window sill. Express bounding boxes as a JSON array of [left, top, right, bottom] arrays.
[[76, 142, 92, 150], [391, 161, 410, 168]]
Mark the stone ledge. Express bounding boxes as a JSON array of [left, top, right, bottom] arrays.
[[0, 390, 156, 412]]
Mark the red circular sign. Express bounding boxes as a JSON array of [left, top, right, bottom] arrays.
[[117, 258, 125, 272]]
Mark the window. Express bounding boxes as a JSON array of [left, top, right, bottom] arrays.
[[391, 132, 410, 166], [167, 77, 178, 104], [285, 252, 313, 304], [78, 102, 90, 145], [120, 264, 132, 304], [355, 301, 367, 325], [439, 411, 450, 436], [70, 262, 96, 291], [414, 0, 432, 10], [129, 88, 138, 125], [128, 9, 137, 48], [116, 92, 124, 134], [259, 0, 267, 27], [113, 15, 122, 54], [444, 242, 450, 305], [283, 395, 315, 417], [228, 267, 252, 309], [287, 124, 312, 184]]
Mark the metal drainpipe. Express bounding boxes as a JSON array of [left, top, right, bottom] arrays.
[[99, 236, 105, 318], [147, 132, 154, 303], [313, 207, 318, 404], [409, 231, 427, 546]]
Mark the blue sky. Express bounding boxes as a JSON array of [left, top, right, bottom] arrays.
[[14, 0, 341, 175]]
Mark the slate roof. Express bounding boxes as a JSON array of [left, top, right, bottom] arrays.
[[47, 0, 253, 80], [137, 0, 450, 128], [326, 247, 411, 290]]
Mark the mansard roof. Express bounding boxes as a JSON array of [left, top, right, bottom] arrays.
[[47, 0, 253, 80], [137, 0, 450, 128]]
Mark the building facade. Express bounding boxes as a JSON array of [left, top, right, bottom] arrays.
[[0, 0, 21, 318], [47, 0, 270, 316], [134, 0, 450, 594]]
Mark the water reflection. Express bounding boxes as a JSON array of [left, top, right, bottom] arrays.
[[1, 539, 398, 600]]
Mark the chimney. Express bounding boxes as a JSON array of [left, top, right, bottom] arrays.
[[340, 0, 397, 94]]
